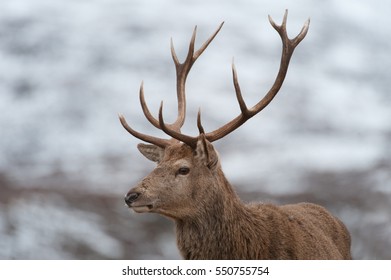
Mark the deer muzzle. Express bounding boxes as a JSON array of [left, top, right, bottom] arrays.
[[124, 191, 153, 213]]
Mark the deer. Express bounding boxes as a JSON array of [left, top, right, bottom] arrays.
[[119, 10, 352, 260]]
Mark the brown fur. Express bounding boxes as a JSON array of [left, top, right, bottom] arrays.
[[125, 140, 352, 260]]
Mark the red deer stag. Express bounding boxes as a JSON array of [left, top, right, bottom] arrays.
[[119, 10, 352, 259]]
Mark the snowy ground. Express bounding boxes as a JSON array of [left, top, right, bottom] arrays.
[[0, 0, 390, 259]]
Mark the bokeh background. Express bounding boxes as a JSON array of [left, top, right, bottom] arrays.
[[0, 0, 390, 259]]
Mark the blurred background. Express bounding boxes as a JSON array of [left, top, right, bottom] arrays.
[[0, 0, 390, 259]]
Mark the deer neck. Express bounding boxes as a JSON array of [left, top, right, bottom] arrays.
[[175, 170, 252, 259]]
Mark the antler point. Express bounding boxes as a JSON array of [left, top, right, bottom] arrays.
[[197, 108, 205, 135]]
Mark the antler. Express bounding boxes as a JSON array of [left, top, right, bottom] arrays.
[[119, 22, 224, 147], [158, 10, 310, 147]]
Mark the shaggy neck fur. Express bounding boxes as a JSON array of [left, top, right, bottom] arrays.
[[175, 169, 267, 259]]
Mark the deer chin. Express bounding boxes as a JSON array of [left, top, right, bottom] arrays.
[[131, 205, 153, 213]]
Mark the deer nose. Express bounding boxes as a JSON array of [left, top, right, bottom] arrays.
[[125, 192, 140, 206]]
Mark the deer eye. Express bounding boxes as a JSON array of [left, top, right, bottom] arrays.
[[177, 167, 190, 176]]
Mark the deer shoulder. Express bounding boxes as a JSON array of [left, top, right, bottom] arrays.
[[245, 202, 352, 259]]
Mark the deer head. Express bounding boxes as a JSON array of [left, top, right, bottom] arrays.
[[120, 10, 310, 221]]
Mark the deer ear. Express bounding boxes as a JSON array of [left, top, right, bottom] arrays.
[[194, 135, 220, 170], [137, 143, 164, 163]]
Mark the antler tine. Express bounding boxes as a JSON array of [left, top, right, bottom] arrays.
[[205, 10, 310, 142], [197, 108, 205, 135], [232, 59, 250, 116], [139, 81, 160, 129], [194, 22, 224, 60], [118, 113, 171, 148], [170, 22, 224, 131]]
